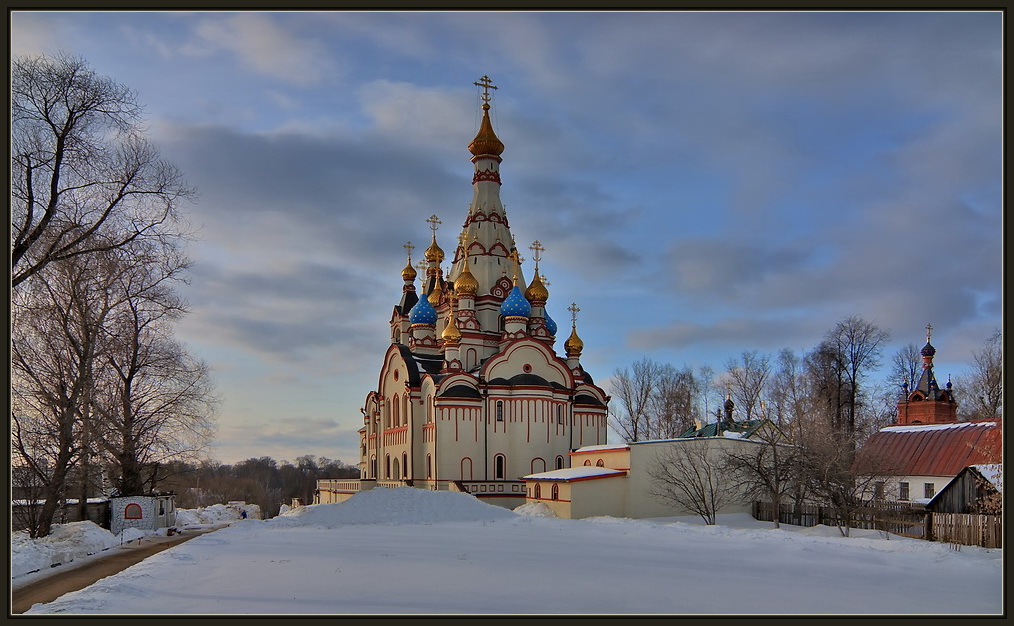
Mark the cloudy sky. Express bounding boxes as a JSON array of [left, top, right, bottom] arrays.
[[10, 11, 1002, 465]]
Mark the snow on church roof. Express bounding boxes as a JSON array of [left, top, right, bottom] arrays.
[[571, 443, 630, 454], [881, 420, 997, 433], [521, 467, 626, 481]]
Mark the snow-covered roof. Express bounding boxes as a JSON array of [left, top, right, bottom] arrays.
[[570, 443, 629, 454], [521, 467, 626, 481], [881, 420, 997, 433]]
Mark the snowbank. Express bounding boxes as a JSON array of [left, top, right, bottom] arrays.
[[12, 521, 125, 578], [513, 501, 558, 517], [271, 487, 517, 527], [175, 502, 261, 527]]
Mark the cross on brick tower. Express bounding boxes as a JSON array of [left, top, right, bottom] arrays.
[[925, 323, 933, 343], [473, 75, 498, 103]]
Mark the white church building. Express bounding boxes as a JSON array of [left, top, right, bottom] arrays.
[[317, 76, 610, 509]]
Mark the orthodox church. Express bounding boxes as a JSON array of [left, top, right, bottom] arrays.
[[316, 76, 609, 508]]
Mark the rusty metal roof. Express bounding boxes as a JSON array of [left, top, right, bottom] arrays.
[[859, 419, 1002, 477]]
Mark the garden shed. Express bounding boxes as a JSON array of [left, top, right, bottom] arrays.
[[110, 493, 177, 535]]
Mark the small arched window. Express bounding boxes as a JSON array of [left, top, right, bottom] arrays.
[[402, 452, 408, 478], [124, 503, 143, 519], [385, 454, 391, 479], [596, 459, 605, 467], [556, 456, 565, 470], [393, 394, 400, 427], [556, 405, 563, 424], [583, 459, 591, 466], [426, 454, 432, 479], [551, 484, 559, 501], [534, 483, 542, 499], [496, 401, 504, 422], [494, 454, 506, 480]]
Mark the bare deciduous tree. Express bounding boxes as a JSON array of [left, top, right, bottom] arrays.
[[724, 350, 771, 420], [648, 440, 736, 524], [609, 358, 661, 442], [11, 52, 194, 289], [956, 328, 1002, 421], [722, 430, 798, 528]]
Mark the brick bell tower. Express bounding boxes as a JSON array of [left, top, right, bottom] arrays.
[[896, 324, 958, 425]]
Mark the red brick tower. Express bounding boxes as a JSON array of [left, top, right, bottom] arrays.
[[896, 324, 958, 425]]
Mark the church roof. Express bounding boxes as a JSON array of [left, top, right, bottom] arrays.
[[679, 419, 768, 439], [438, 384, 482, 399], [521, 467, 626, 482], [858, 419, 1001, 477], [487, 373, 567, 390]]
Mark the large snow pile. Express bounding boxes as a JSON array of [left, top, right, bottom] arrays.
[[175, 502, 261, 527], [11, 521, 120, 578], [513, 501, 558, 517], [272, 487, 517, 527]]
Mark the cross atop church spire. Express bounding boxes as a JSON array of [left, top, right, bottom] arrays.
[[427, 214, 442, 236], [404, 241, 415, 261], [529, 240, 545, 269], [473, 74, 498, 104], [568, 302, 581, 326], [925, 322, 933, 343]]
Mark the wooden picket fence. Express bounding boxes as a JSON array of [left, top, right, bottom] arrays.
[[929, 513, 1002, 549], [752, 501, 1001, 548]]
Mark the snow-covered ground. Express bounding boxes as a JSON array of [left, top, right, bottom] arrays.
[[15, 488, 1002, 615]]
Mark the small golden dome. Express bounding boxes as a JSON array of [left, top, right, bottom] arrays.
[[565, 325, 584, 355], [401, 261, 417, 281], [442, 310, 461, 343], [455, 259, 479, 295], [424, 237, 445, 263], [468, 103, 505, 157], [428, 276, 443, 305], [525, 273, 548, 305]]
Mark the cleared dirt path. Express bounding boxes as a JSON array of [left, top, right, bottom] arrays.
[[11, 527, 222, 614]]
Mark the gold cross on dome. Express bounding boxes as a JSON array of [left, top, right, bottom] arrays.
[[473, 75, 498, 103], [529, 240, 545, 266], [568, 302, 581, 325], [416, 260, 428, 273], [925, 323, 933, 342], [426, 214, 442, 235], [403, 241, 415, 261], [540, 274, 550, 287]]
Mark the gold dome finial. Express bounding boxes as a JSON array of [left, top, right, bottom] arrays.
[[428, 268, 444, 305], [424, 214, 444, 262], [442, 297, 461, 343], [455, 255, 478, 296], [565, 302, 584, 355], [401, 241, 417, 281], [468, 75, 505, 157], [525, 240, 548, 304]]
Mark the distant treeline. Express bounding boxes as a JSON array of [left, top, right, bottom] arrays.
[[160, 455, 360, 518]]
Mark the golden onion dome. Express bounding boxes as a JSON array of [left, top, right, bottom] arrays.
[[424, 237, 445, 263], [565, 325, 584, 355], [401, 260, 417, 282], [455, 261, 479, 295], [468, 103, 505, 157], [427, 276, 443, 305], [525, 273, 549, 304], [441, 310, 461, 343]]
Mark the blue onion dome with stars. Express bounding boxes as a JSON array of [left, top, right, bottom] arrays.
[[500, 279, 531, 318], [408, 291, 438, 325], [544, 310, 558, 336]]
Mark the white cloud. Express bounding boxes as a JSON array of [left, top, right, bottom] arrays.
[[188, 13, 338, 86]]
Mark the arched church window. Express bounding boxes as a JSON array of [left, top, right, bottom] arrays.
[[496, 401, 504, 422], [556, 405, 563, 424], [556, 456, 565, 470], [402, 452, 408, 479], [596, 459, 605, 467], [583, 459, 591, 466], [370, 457, 377, 478], [385, 455, 391, 479], [392, 457, 400, 480], [392, 394, 400, 427], [551, 484, 559, 501], [461, 457, 473, 480], [494, 454, 506, 480], [124, 503, 142, 519], [531, 458, 546, 474], [427, 454, 432, 479], [534, 483, 542, 499]]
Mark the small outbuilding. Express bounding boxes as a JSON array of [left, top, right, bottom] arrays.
[[110, 493, 177, 535], [925, 464, 1002, 514]]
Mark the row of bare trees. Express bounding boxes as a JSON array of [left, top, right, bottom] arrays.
[[621, 316, 1000, 532], [11, 53, 217, 537]]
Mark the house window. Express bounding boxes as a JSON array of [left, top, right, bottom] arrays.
[[874, 481, 885, 501], [924, 483, 935, 499], [496, 401, 504, 422], [124, 503, 142, 519], [494, 454, 506, 480], [158, 500, 165, 516], [899, 482, 910, 500]]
